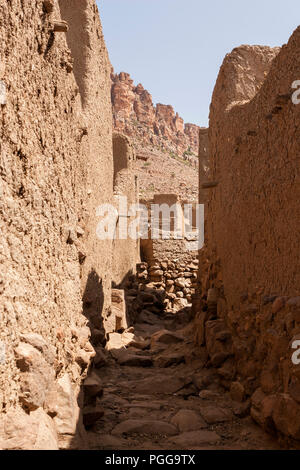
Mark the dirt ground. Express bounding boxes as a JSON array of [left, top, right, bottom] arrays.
[[87, 310, 285, 451]]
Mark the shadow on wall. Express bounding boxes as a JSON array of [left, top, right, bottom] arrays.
[[67, 261, 198, 448], [58, 0, 89, 108], [112, 269, 134, 290], [68, 268, 137, 449], [113, 133, 131, 186], [82, 269, 105, 331], [112, 269, 137, 330], [140, 237, 154, 265], [62, 269, 105, 449]]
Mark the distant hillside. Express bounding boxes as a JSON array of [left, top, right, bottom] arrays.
[[111, 71, 209, 201], [111, 71, 204, 158]]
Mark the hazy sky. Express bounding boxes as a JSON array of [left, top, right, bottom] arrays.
[[97, 0, 300, 126]]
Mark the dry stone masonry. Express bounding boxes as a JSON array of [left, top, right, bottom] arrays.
[[137, 259, 198, 313]]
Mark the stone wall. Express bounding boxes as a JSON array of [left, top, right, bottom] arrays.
[[140, 194, 199, 311], [59, 0, 114, 337], [0, 0, 128, 450], [137, 259, 198, 313], [195, 29, 300, 442]]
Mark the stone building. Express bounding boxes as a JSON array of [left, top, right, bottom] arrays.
[[140, 194, 199, 312]]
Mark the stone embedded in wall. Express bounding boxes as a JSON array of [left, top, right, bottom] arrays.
[[105, 289, 128, 334], [0, 408, 58, 450], [51, 374, 81, 448], [14, 341, 55, 411]]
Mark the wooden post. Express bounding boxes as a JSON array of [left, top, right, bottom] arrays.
[[201, 181, 219, 189], [53, 21, 69, 33]]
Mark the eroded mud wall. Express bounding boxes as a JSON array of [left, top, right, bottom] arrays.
[[196, 29, 300, 441], [0, 0, 113, 449], [112, 133, 140, 288], [59, 0, 114, 333]]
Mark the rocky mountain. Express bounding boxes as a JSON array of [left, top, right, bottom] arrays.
[[111, 71, 201, 158], [111, 71, 207, 202]]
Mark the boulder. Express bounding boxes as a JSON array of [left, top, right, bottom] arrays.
[[112, 419, 177, 436], [205, 319, 233, 367], [230, 382, 245, 403], [250, 388, 277, 434], [200, 406, 233, 424], [110, 349, 153, 367], [83, 372, 103, 399], [170, 409, 207, 432], [93, 347, 108, 368], [199, 390, 220, 400], [155, 352, 185, 368], [0, 408, 58, 450], [175, 278, 186, 289], [169, 430, 220, 447], [151, 330, 184, 348], [173, 298, 188, 310], [272, 394, 300, 440], [134, 376, 184, 395], [19, 333, 56, 365], [14, 342, 55, 411], [50, 374, 84, 449]]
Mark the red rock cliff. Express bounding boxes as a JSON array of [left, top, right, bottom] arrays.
[[111, 71, 201, 156]]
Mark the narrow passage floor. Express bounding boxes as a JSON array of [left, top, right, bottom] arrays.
[[87, 309, 281, 450]]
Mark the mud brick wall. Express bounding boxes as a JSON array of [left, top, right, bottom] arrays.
[[195, 28, 300, 442], [0, 0, 113, 449]]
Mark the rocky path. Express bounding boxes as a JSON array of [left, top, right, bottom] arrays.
[[86, 310, 281, 451]]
